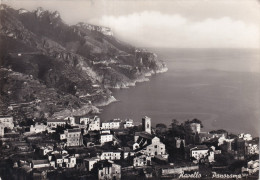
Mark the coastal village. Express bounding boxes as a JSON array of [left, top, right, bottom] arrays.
[[0, 114, 259, 179]]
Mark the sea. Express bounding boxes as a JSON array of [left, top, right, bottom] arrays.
[[100, 48, 260, 136]]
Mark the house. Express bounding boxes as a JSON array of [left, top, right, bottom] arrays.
[[100, 133, 113, 145], [245, 140, 259, 155], [218, 135, 234, 149], [185, 145, 214, 164], [73, 116, 90, 125], [65, 117, 75, 125], [47, 119, 68, 128], [88, 116, 100, 131], [190, 123, 201, 134], [60, 129, 83, 147], [123, 119, 134, 128], [93, 160, 121, 180], [30, 123, 47, 133], [0, 116, 14, 129], [239, 133, 253, 141], [84, 157, 100, 171], [39, 146, 54, 156], [31, 160, 50, 169], [133, 153, 151, 167], [49, 154, 77, 168], [133, 132, 168, 159], [101, 119, 121, 130], [100, 150, 121, 161]]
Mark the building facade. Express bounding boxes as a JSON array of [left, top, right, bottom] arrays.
[[0, 116, 14, 129]]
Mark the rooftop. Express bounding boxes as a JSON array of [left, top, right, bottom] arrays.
[[47, 119, 68, 123], [31, 159, 49, 165], [135, 132, 154, 140], [189, 145, 209, 151]]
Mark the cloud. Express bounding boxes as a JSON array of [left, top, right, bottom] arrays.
[[93, 11, 259, 48]]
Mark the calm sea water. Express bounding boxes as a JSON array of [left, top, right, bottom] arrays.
[[100, 48, 260, 136]]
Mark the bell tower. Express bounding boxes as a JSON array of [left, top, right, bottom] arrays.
[[142, 116, 151, 134]]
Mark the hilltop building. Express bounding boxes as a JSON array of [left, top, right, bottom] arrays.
[[190, 123, 201, 134], [142, 116, 151, 134]]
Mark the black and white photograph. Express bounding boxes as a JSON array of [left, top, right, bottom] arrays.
[[0, 0, 259, 179]]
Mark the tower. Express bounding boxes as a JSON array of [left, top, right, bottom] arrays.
[[142, 116, 151, 134]]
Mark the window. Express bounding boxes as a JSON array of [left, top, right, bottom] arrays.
[[154, 145, 157, 148]]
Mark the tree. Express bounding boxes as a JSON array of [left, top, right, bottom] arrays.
[[180, 140, 185, 158], [156, 123, 167, 135], [190, 118, 204, 128]]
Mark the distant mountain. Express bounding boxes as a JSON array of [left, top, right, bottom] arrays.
[[0, 4, 167, 120]]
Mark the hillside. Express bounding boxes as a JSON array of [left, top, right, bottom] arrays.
[[0, 4, 167, 121]]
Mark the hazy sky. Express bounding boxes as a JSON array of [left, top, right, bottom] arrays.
[[3, 0, 260, 48]]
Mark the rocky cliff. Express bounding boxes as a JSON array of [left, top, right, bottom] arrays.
[[0, 4, 167, 120]]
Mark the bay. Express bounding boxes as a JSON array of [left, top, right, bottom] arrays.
[[100, 48, 260, 136]]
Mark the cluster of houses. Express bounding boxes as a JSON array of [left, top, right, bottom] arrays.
[[0, 114, 259, 179]]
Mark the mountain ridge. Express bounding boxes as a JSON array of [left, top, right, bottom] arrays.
[[0, 4, 167, 121]]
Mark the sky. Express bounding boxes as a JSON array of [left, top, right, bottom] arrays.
[[2, 0, 260, 48]]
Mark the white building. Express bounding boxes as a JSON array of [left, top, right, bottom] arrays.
[[101, 119, 121, 130], [239, 133, 253, 141], [187, 145, 214, 164], [133, 153, 152, 167], [47, 119, 68, 128], [31, 160, 50, 169], [100, 151, 121, 160], [190, 123, 201, 134], [246, 143, 259, 155], [133, 132, 168, 159], [30, 123, 47, 133], [0, 116, 14, 129], [78, 117, 90, 125], [39, 146, 53, 156], [123, 119, 134, 128], [242, 160, 259, 176], [100, 133, 113, 145], [218, 135, 234, 146], [88, 116, 100, 131], [60, 129, 83, 147], [64, 117, 75, 126]]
